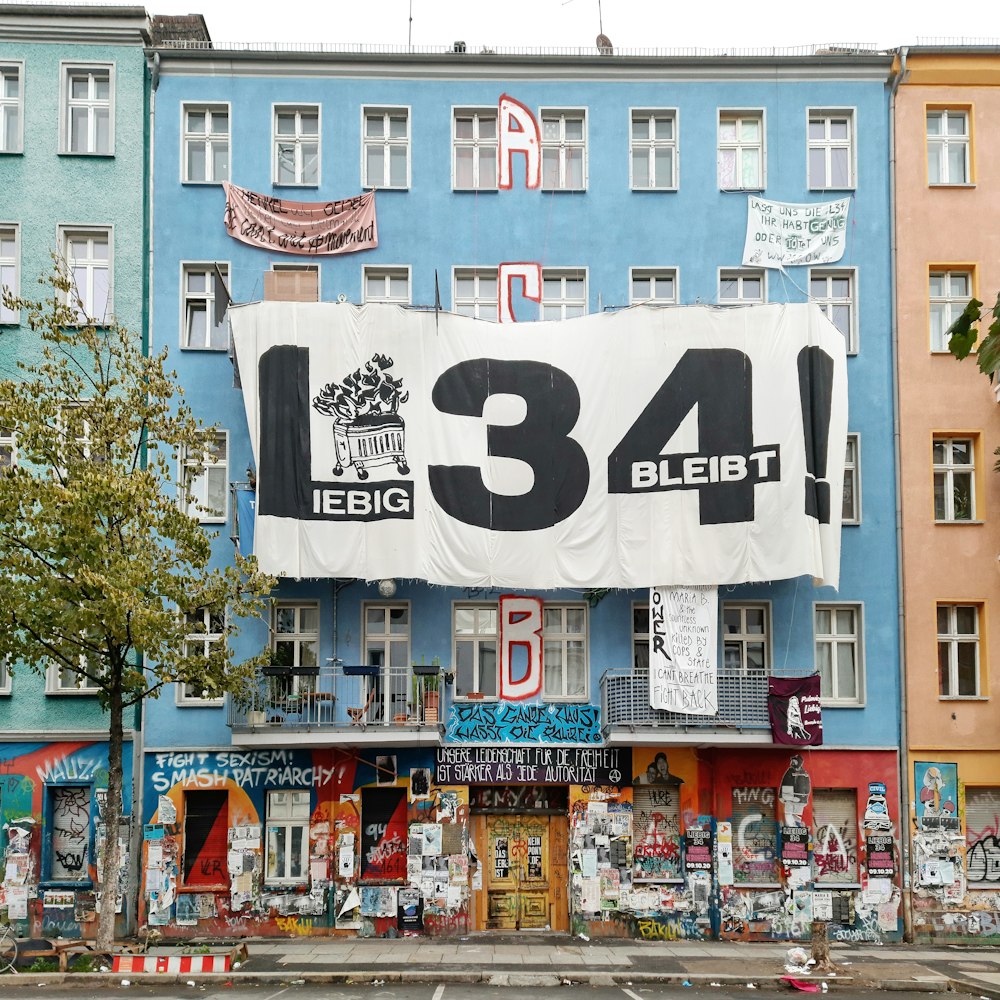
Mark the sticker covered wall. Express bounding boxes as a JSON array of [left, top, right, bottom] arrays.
[[232, 302, 847, 588]]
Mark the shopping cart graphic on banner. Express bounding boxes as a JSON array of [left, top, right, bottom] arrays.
[[312, 354, 410, 480]]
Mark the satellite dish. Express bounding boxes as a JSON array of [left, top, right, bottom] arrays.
[[597, 33, 613, 55]]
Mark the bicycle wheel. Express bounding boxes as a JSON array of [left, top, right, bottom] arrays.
[[0, 924, 17, 974]]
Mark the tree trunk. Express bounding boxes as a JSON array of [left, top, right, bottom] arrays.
[[810, 919, 835, 971], [96, 678, 125, 952]]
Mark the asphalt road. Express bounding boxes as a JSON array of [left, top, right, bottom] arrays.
[[0, 983, 943, 1000]]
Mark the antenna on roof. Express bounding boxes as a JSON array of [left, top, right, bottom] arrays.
[[596, 0, 613, 55]]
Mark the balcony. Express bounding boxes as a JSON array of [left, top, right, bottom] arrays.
[[227, 662, 444, 747], [600, 667, 773, 746]]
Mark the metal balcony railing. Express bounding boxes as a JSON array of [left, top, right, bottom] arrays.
[[227, 662, 443, 733], [600, 667, 771, 732]]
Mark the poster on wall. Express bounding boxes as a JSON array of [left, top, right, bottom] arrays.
[[232, 302, 848, 589], [781, 826, 810, 867], [649, 585, 718, 715], [360, 787, 408, 882], [684, 828, 714, 872], [914, 762, 959, 832], [742, 196, 850, 269], [768, 676, 823, 746], [866, 834, 895, 878]]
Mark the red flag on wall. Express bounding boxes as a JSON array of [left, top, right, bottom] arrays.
[[768, 675, 823, 746]]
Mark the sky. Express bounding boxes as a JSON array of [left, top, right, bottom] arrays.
[[137, 0, 994, 52]]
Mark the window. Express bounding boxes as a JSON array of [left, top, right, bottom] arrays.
[[48, 660, 100, 694], [934, 437, 975, 522], [181, 263, 228, 349], [812, 789, 859, 884], [810, 269, 856, 353], [179, 605, 225, 703], [61, 227, 111, 324], [815, 604, 863, 704], [719, 268, 764, 304], [266, 790, 310, 883], [272, 603, 319, 673], [541, 268, 587, 320], [722, 604, 769, 672], [0, 225, 18, 324], [632, 603, 650, 672], [182, 103, 229, 184], [364, 266, 410, 305], [808, 111, 855, 189], [718, 112, 763, 190], [965, 787, 1000, 887], [264, 263, 319, 303], [58, 401, 100, 468], [454, 109, 497, 190], [183, 789, 228, 886], [731, 786, 778, 883], [273, 105, 319, 186], [49, 786, 91, 882], [929, 270, 972, 352], [927, 109, 970, 185], [542, 604, 587, 700], [0, 427, 14, 473], [61, 64, 112, 155], [0, 63, 22, 154], [453, 604, 497, 699], [363, 604, 411, 721], [843, 434, 861, 525], [540, 109, 586, 191], [363, 107, 409, 189], [181, 430, 228, 523], [938, 604, 981, 698], [630, 268, 677, 306], [453, 267, 498, 320], [631, 110, 676, 190], [0, 658, 9, 695]]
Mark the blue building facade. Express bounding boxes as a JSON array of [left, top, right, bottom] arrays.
[[0, 5, 150, 938], [143, 43, 902, 941]]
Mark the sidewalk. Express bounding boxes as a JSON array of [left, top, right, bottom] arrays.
[[10, 936, 1000, 993]]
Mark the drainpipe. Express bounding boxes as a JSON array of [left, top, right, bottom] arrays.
[[888, 45, 913, 943]]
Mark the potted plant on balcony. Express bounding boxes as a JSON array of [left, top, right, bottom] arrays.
[[412, 658, 441, 724]]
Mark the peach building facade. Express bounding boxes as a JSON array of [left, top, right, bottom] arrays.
[[895, 49, 1000, 940]]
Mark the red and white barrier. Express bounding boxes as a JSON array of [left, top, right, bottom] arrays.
[[113, 953, 231, 974]]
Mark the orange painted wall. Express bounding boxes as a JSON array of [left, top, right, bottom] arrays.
[[895, 60, 1000, 756]]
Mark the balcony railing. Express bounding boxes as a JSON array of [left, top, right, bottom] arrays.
[[600, 667, 771, 732], [227, 662, 443, 733]]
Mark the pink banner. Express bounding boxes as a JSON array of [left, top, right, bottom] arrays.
[[223, 182, 378, 256]]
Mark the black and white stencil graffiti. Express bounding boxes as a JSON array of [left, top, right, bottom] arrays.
[[778, 754, 811, 826]]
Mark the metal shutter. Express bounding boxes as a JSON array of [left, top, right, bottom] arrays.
[[966, 787, 1000, 887], [812, 788, 858, 884]]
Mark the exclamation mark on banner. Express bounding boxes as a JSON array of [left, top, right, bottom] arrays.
[[797, 346, 834, 524]]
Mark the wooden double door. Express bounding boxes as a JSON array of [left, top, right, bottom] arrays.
[[477, 814, 568, 931]]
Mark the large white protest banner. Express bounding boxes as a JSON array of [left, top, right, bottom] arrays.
[[742, 196, 850, 269], [231, 301, 847, 588], [649, 586, 719, 716]]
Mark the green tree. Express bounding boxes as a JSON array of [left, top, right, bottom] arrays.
[[0, 266, 273, 951], [947, 291, 1000, 380]]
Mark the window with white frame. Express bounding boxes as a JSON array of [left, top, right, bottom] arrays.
[[0, 225, 18, 324], [540, 109, 586, 191], [718, 112, 763, 190], [843, 433, 861, 525], [61, 228, 111, 324], [722, 604, 769, 672], [929, 270, 972, 352], [927, 109, 970, 185], [719, 268, 764, 304], [265, 790, 310, 883], [541, 268, 586, 320], [180, 605, 225, 702], [47, 650, 100, 694], [454, 109, 497, 190], [815, 604, 863, 704], [631, 110, 677, 190], [938, 604, 981, 698], [630, 268, 677, 305], [0, 657, 9, 694], [810, 269, 856, 353], [58, 401, 100, 469], [632, 603, 650, 672], [542, 604, 587, 700], [364, 266, 410, 304], [0, 427, 14, 474], [271, 603, 319, 673], [933, 436, 975, 522], [62, 64, 113, 155], [182, 263, 228, 350], [363, 604, 410, 721], [274, 105, 319, 186], [808, 111, 855, 189], [181, 430, 228, 523], [453, 267, 498, 320], [453, 604, 497, 699], [182, 103, 229, 184], [363, 107, 409, 189], [0, 63, 22, 154]]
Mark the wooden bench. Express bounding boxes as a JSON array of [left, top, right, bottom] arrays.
[[18, 938, 107, 972]]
